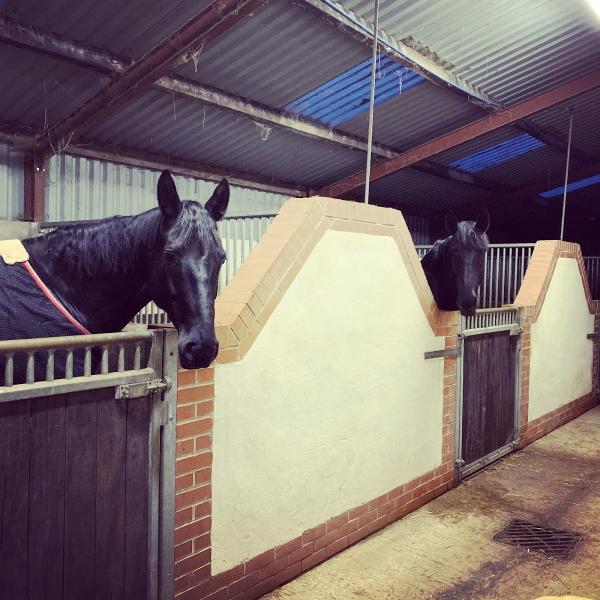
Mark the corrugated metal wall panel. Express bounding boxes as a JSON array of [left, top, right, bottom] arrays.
[[0, 143, 25, 220], [46, 153, 290, 221], [404, 214, 432, 244]]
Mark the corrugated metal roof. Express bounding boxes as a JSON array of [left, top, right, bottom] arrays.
[[434, 127, 527, 166], [539, 172, 600, 198], [0, 143, 24, 220], [363, 167, 489, 211], [434, 126, 568, 188], [174, 0, 370, 108], [339, 80, 486, 150], [45, 152, 290, 221], [472, 145, 567, 188], [449, 133, 545, 173], [335, 0, 600, 105], [530, 88, 600, 161], [87, 89, 366, 188], [0, 42, 103, 128], [285, 55, 424, 126], [3, 0, 215, 59]]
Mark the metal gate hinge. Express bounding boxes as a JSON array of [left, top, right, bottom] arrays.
[[455, 458, 465, 467], [160, 401, 173, 427], [115, 378, 169, 400], [509, 326, 523, 336]]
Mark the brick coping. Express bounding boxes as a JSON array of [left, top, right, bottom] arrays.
[[214, 197, 458, 365], [513, 240, 594, 322]]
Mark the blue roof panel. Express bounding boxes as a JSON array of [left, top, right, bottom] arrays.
[[284, 55, 424, 127], [539, 173, 600, 198], [449, 133, 545, 173]]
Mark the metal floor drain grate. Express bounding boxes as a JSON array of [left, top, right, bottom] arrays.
[[493, 519, 581, 558]]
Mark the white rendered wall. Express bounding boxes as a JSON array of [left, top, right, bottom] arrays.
[[212, 230, 445, 573], [529, 258, 594, 422]]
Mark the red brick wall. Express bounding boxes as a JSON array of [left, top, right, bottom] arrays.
[[172, 318, 459, 600], [170, 240, 600, 600], [174, 366, 214, 599], [517, 246, 599, 447]]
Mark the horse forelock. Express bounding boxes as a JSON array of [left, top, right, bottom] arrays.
[[165, 201, 222, 254], [454, 221, 489, 250]]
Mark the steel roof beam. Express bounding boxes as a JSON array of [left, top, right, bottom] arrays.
[[1, 17, 509, 196], [0, 122, 307, 197], [514, 121, 597, 166], [455, 160, 600, 215], [319, 68, 600, 197], [295, 1, 594, 168], [293, 0, 499, 110], [0, 17, 393, 157], [68, 143, 309, 197], [31, 0, 266, 159]]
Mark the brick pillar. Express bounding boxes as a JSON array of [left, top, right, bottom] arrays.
[[518, 312, 532, 439], [440, 312, 458, 472], [174, 366, 215, 598], [593, 300, 600, 402]]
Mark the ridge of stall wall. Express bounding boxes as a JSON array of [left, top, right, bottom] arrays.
[[0, 143, 25, 220], [45, 153, 291, 221]]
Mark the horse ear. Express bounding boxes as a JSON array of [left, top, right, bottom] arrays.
[[205, 178, 229, 222], [475, 208, 490, 234], [445, 212, 459, 235], [157, 170, 181, 221]]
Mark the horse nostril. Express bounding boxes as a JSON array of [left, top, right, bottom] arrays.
[[181, 338, 219, 364], [182, 340, 200, 357]]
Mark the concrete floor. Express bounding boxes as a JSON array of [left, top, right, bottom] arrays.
[[264, 407, 600, 600]]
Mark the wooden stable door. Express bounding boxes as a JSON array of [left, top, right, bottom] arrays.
[[460, 330, 517, 475]]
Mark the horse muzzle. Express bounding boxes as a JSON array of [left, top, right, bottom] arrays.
[[179, 335, 219, 369], [458, 302, 477, 317]]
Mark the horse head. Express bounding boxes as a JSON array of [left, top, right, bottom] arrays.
[[444, 210, 490, 317], [152, 171, 229, 369]]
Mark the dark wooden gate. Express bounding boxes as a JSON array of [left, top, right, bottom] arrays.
[[457, 310, 520, 479], [0, 329, 177, 600]]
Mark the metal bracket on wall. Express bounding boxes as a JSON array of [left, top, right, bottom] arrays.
[[587, 333, 600, 339], [424, 347, 459, 360]]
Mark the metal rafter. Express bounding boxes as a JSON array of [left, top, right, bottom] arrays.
[[460, 160, 600, 211], [0, 17, 392, 157], [33, 0, 266, 158], [319, 68, 600, 198], [0, 17, 509, 196], [293, 0, 499, 110], [0, 123, 308, 197], [68, 143, 309, 197], [295, 0, 596, 177]]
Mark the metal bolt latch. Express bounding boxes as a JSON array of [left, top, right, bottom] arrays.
[[115, 378, 168, 399]]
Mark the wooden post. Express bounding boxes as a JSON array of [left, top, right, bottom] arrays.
[[23, 153, 47, 222]]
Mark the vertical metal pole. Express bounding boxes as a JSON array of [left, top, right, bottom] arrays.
[[363, 0, 380, 205], [560, 109, 574, 241]]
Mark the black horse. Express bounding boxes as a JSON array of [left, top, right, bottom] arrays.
[[421, 210, 490, 317], [6, 170, 228, 370]]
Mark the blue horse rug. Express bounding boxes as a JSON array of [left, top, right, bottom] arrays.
[[0, 243, 90, 384]]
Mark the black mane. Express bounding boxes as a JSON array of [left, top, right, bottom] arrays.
[[28, 201, 219, 279]]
